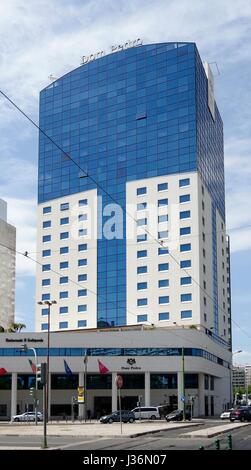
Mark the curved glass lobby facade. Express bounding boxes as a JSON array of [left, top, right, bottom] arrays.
[[38, 42, 225, 328]]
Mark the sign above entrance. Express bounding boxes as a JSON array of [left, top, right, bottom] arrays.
[[81, 38, 143, 65], [121, 358, 141, 371]]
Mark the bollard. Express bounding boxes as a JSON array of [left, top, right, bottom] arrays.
[[227, 434, 232, 450], [214, 439, 220, 450]]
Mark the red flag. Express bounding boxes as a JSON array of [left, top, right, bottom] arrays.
[[28, 359, 37, 374], [98, 360, 109, 374], [0, 368, 7, 376]]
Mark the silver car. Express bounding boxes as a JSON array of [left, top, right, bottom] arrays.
[[11, 411, 43, 422]]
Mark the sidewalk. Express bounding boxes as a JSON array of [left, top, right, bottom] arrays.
[[1, 420, 200, 438], [180, 421, 251, 438]]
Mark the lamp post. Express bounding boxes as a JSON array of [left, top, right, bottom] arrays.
[[37, 300, 57, 423], [20, 344, 38, 425], [83, 354, 88, 422], [231, 350, 242, 407], [173, 322, 185, 421]]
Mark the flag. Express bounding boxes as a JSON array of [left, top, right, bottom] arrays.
[[0, 368, 7, 376], [28, 359, 37, 374], [98, 359, 109, 374], [64, 360, 73, 375]]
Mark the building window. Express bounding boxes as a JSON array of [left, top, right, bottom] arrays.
[[59, 307, 68, 314], [158, 263, 169, 271], [78, 305, 87, 312], [137, 266, 147, 274], [42, 264, 50, 272], [42, 249, 51, 257], [60, 276, 68, 284], [158, 230, 168, 239], [137, 314, 148, 322], [180, 243, 191, 252], [78, 320, 87, 328], [158, 182, 168, 192], [137, 202, 147, 211], [180, 210, 191, 219], [78, 214, 88, 222], [60, 203, 69, 211], [180, 227, 191, 236], [78, 259, 87, 267], [137, 187, 147, 196], [158, 198, 168, 207], [43, 206, 51, 214], [159, 312, 169, 321], [179, 178, 190, 187], [60, 261, 68, 269], [202, 216, 205, 226], [180, 260, 191, 268], [43, 221, 51, 229], [179, 194, 190, 203], [42, 279, 50, 286], [158, 214, 168, 223], [137, 233, 147, 243], [181, 310, 192, 319], [59, 322, 68, 329], [181, 293, 192, 302], [158, 279, 169, 288], [78, 274, 87, 282], [180, 277, 192, 285], [137, 298, 148, 307], [60, 246, 69, 254], [60, 232, 69, 240], [137, 218, 147, 226], [78, 289, 87, 297], [158, 247, 169, 255], [60, 291, 68, 299], [42, 308, 49, 316], [79, 199, 88, 207], [204, 313, 207, 322], [43, 235, 51, 243], [159, 296, 169, 304], [78, 244, 87, 252], [79, 228, 87, 237], [60, 217, 69, 225], [137, 250, 147, 258], [137, 282, 147, 290], [202, 200, 205, 211], [202, 232, 205, 242], [42, 294, 51, 300], [41, 323, 48, 330], [203, 264, 206, 274]]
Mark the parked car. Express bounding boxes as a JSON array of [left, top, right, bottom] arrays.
[[11, 411, 43, 422], [220, 409, 234, 420], [100, 410, 135, 423], [230, 406, 251, 422], [131, 406, 160, 420], [165, 409, 191, 422]]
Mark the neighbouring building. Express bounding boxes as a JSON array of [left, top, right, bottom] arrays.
[[0, 199, 16, 329], [232, 366, 245, 389]]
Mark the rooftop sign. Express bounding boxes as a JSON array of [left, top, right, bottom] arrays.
[[81, 38, 143, 65]]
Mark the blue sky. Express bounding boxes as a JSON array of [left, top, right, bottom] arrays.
[[0, 0, 251, 363]]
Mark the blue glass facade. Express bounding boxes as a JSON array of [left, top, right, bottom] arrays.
[[38, 42, 224, 327]]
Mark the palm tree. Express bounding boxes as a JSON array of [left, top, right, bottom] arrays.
[[7, 322, 26, 333]]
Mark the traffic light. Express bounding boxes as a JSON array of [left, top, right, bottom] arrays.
[[29, 387, 36, 398], [37, 363, 47, 385]]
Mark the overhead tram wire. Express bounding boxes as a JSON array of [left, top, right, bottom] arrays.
[[0, 90, 244, 341]]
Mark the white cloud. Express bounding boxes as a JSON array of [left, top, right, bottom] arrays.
[[3, 197, 37, 276], [233, 350, 251, 365]]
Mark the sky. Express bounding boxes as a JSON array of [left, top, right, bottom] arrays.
[[0, 0, 251, 364]]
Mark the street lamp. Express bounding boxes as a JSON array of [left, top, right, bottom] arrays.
[[173, 322, 185, 421], [83, 354, 88, 422], [20, 344, 39, 425], [37, 300, 57, 422]]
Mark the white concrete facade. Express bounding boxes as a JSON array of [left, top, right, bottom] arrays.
[[0, 199, 16, 329], [35, 189, 98, 331], [0, 327, 231, 420]]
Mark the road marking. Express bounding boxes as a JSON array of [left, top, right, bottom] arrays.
[[48, 437, 107, 450]]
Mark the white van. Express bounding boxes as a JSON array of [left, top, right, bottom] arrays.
[[131, 406, 160, 420]]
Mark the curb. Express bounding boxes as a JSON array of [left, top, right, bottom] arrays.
[[180, 422, 251, 438]]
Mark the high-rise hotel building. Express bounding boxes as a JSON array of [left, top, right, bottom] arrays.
[[36, 42, 231, 346]]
